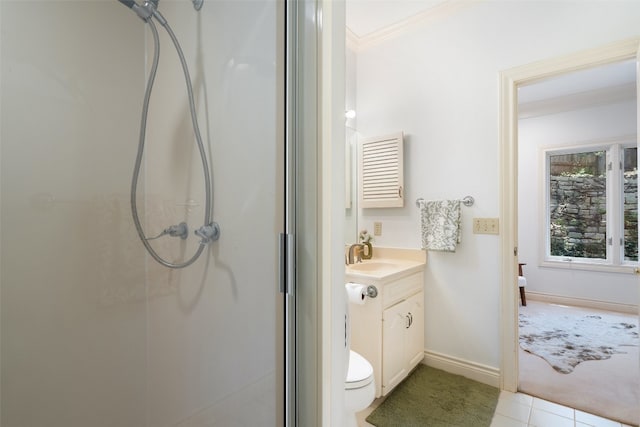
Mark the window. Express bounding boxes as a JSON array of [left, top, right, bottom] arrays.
[[545, 142, 638, 269], [623, 146, 638, 261]]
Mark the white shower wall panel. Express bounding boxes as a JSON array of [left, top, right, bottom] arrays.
[[1, 1, 281, 426], [142, 2, 280, 426], [1, 1, 147, 426]]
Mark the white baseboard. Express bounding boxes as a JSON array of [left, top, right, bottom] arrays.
[[422, 350, 500, 388], [527, 291, 638, 314]]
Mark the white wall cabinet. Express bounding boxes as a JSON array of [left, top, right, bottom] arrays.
[[358, 132, 404, 208], [348, 268, 425, 397]]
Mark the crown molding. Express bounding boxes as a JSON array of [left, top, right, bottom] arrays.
[[347, 0, 480, 52], [346, 27, 359, 52], [518, 82, 636, 119]]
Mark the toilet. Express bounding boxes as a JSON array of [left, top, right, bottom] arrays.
[[344, 284, 375, 427], [344, 350, 375, 426]]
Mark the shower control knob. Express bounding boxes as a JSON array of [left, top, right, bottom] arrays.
[[195, 222, 220, 244], [167, 222, 189, 240]]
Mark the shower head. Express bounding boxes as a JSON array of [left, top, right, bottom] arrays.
[[117, 0, 137, 8], [118, 0, 200, 16], [117, 0, 164, 24], [117, 0, 159, 7]]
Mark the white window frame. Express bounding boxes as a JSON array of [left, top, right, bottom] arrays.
[[540, 137, 638, 273]]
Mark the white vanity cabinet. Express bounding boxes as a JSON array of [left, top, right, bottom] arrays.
[[346, 257, 425, 398], [382, 290, 424, 394]]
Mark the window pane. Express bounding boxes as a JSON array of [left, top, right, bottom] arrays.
[[623, 147, 638, 262], [549, 150, 606, 259]]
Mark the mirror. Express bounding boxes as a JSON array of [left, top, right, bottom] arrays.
[[345, 126, 358, 244], [345, 46, 359, 244]]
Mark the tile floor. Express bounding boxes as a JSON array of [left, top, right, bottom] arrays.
[[358, 390, 637, 427], [491, 390, 636, 427]]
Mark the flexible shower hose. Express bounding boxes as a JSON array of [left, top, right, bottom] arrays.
[[130, 18, 214, 269]]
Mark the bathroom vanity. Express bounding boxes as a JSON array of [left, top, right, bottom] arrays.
[[345, 248, 426, 398]]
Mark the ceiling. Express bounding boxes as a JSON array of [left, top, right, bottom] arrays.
[[519, 60, 636, 104], [518, 59, 636, 118], [345, 1, 636, 110]]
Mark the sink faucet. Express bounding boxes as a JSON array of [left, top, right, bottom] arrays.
[[347, 243, 365, 265]]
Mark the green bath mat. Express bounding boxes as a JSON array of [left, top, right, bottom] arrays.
[[366, 365, 500, 427]]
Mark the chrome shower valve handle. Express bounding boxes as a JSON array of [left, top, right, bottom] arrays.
[[144, 222, 189, 241], [195, 222, 220, 244], [166, 222, 189, 240]]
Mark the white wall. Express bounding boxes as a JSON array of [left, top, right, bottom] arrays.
[[518, 100, 637, 306], [354, 1, 640, 370], [328, 3, 347, 424]]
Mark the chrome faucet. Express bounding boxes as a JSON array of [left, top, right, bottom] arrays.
[[347, 243, 365, 265]]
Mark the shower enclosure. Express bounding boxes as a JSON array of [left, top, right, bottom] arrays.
[[0, 0, 307, 425]]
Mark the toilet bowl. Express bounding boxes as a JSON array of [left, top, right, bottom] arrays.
[[344, 350, 375, 427]]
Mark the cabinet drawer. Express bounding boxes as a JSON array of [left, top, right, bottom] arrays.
[[383, 272, 423, 308]]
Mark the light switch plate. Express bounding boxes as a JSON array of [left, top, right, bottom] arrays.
[[374, 222, 382, 236], [473, 218, 499, 234]]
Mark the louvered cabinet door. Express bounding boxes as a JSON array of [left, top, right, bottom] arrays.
[[358, 132, 404, 208]]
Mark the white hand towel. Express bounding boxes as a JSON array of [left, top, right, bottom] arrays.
[[421, 199, 461, 252]]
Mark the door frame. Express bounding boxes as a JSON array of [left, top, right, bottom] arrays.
[[499, 37, 640, 392]]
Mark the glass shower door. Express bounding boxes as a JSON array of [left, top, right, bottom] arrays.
[[0, 1, 288, 426]]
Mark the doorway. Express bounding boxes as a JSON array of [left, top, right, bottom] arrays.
[[500, 38, 640, 422]]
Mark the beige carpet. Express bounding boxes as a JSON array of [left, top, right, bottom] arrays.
[[518, 301, 639, 426]]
